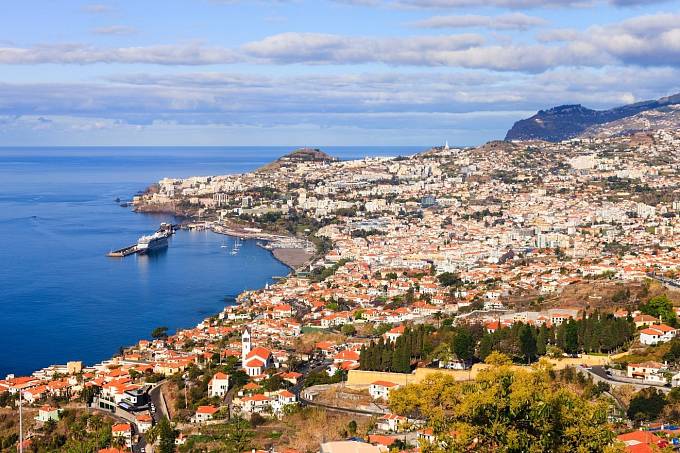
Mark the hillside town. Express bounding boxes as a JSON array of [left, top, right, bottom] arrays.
[[7, 129, 680, 452]]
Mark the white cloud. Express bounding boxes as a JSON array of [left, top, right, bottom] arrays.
[[413, 13, 548, 30], [0, 12, 677, 73], [0, 43, 240, 65], [92, 25, 138, 36], [82, 4, 113, 14], [242, 32, 485, 65]]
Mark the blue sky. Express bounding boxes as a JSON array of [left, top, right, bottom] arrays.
[[0, 0, 679, 146]]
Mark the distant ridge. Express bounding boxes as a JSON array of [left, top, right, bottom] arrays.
[[505, 93, 680, 142]]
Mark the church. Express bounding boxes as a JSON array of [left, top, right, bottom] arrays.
[[241, 327, 274, 377]]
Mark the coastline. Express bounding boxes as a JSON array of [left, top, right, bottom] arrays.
[[199, 222, 316, 271]]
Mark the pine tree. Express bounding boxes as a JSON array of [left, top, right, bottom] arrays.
[[381, 343, 393, 371], [536, 324, 549, 356], [564, 319, 579, 355], [359, 345, 367, 370], [519, 324, 537, 364]]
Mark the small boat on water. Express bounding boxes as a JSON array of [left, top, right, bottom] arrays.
[[230, 238, 241, 255]]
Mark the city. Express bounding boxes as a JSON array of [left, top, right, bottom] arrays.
[[6, 124, 680, 451]]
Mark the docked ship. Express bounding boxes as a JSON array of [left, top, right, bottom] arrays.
[[137, 231, 169, 254]]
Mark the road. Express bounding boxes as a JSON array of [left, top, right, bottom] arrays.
[[582, 366, 671, 393], [149, 381, 170, 422]]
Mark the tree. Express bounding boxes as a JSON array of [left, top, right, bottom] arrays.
[[389, 356, 616, 452], [518, 324, 538, 363], [437, 272, 462, 287], [452, 330, 475, 363], [536, 324, 549, 356], [222, 417, 254, 453], [229, 370, 250, 389], [564, 319, 580, 355], [641, 294, 676, 326], [156, 417, 176, 453], [627, 388, 667, 422], [341, 324, 357, 336], [348, 420, 358, 436], [151, 326, 169, 340]]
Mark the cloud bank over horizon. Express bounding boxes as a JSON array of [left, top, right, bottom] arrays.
[[0, 0, 679, 146]]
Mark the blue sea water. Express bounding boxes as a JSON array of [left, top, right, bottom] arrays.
[[0, 146, 423, 377]]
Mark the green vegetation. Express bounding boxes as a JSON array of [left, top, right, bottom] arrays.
[[151, 326, 169, 340], [360, 314, 634, 373], [389, 354, 618, 452], [157, 417, 178, 453], [303, 370, 344, 388], [640, 294, 676, 326], [359, 325, 432, 373], [24, 410, 113, 452], [309, 259, 351, 283], [627, 388, 667, 422]]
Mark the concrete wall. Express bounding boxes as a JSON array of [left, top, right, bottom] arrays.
[[346, 355, 613, 387]]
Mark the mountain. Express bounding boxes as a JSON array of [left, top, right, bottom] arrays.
[[505, 93, 680, 142], [581, 104, 680, 138]]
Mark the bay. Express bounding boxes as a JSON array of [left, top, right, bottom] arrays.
[[0, 146, 423, 376]]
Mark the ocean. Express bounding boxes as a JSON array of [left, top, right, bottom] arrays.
[[0, 146, 424, 377]]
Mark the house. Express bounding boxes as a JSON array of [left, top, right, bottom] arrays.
[[369, 381, 400, 400], [384, 325, 405, 343], [111, 423, 132, 448], [192, 405, 219, 423], [272, 304, 293, 318], [35, 406, 61, 423], [135, 413, 153, 433], [627, 361, 666, 384], [271, 389, 297, 416], [417, 428, 436, 444], [321, 312, 353, 328], [634, 314, 659, 328], [639, 324, 677, 345], [377, 413, 407, 432], [281, 371, 303, 385], [22, 385, 48, 404], [616, 430, 667, 452], [368, 434, 398, 447], [237, 393, 272, 415], [208, 372, 230, 398]]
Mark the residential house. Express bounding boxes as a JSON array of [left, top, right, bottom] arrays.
[[35, 406, 61, 423], [192, 405, 219, 423], [369, 381, 400, 400], [208, 372, 230, 398]]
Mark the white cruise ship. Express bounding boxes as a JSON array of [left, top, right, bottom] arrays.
[[137, 231, 169, 254]]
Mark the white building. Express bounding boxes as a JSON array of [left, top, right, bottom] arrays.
[[640, 324, 677, 345], [369, 381, 400, 400], [208, 372, 230, 398]]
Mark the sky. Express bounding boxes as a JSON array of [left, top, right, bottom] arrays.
[[0, 0, 679, 146]]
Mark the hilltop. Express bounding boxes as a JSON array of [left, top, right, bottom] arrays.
[[257, 147, 338, 172], [505, 93, 680, 142]]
